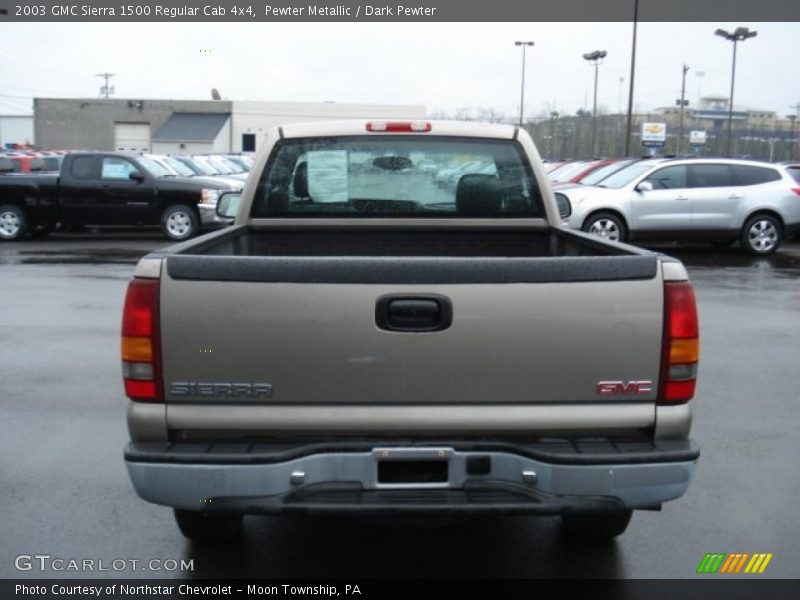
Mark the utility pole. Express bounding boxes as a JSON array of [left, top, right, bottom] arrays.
[[96, 73, 115, 99], [624, 0, 639, 157], [676, 64, 690, 155]]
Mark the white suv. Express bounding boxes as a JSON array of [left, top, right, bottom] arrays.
[[560, 158, 800, 255]]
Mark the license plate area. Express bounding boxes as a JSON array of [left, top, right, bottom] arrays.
[[378, 460, 448, 484], [372, 447, 452, 488]]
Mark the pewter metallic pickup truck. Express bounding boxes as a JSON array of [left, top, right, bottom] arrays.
[[122, 120, 700, 541]]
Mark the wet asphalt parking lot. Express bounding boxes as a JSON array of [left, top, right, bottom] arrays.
[[1, 231, 799, 579]]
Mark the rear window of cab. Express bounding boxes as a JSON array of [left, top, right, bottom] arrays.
[[250, 136, 544, 219]]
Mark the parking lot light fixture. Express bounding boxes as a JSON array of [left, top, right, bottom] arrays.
[[715, 27, 757, 157], [583, 50, 607, 158], [515, 41, 535, 128]]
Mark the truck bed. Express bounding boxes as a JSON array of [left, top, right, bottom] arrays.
[[160, 225, 659, 284]]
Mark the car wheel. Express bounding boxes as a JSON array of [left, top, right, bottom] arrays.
[[174, 509, 243, 543], [582, 212, 627, 243], [0, 205, 28, 241], [561, 510, 633, 540], [161, 205, 199, 241], [740, 214, 781, 256]]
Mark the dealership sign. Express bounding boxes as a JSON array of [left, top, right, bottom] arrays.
[[689, 131, 707, 146], [641, 123, 667, 147]]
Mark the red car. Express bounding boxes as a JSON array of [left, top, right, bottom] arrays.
[[550, 159, 616, 185]]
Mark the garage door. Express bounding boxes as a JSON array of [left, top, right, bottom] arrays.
[[114, 123, 150, 152]]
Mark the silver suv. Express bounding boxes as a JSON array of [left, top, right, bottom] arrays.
[[560, 158, 800, 255]]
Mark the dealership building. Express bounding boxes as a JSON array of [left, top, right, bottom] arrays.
[[33, 98, 427, 154]]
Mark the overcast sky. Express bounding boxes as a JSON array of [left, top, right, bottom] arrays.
[[0, 22, 797, 120]]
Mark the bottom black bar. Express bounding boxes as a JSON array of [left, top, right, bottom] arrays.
[[3, 579, 798, 600]]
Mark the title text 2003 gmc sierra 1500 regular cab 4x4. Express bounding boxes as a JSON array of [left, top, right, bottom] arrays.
[[122, 121, 700, 541]]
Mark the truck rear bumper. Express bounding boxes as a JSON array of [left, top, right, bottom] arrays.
[[125, 439, 698, 515]]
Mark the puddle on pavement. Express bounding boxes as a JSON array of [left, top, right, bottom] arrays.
[[0, 248, 148, 265]]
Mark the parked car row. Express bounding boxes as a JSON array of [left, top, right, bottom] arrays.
[[141, 153, 252, 190], [2, 139, 798, 255], [552, 157, 800, 255], [0, 151, 242, 242]]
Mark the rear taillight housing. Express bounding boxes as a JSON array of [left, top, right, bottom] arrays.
[[121, 278, 162, 402], [659, 281, 699, 404]]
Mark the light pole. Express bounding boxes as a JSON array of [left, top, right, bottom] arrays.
[[788, 114, 797, 161], [715, 27, 757, 157], [514, 41, 535, 128], [550, 111, 559, 159], [583, 50, 607, 158], [676, 64, 690, 155]]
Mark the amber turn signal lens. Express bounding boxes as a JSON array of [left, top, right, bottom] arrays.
[[670, 338, 699, 364], [121, 336, 153, 362]]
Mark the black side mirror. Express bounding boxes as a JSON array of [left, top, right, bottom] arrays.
[[216, 191, 242, 219], [555, 193, 572, 219], [129, 170, 145, 183]]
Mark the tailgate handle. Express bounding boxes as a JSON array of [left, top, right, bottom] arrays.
[[375, 295, 452, 332]]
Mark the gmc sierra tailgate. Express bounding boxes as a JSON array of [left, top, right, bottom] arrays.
[[157, 250, 664, 430]]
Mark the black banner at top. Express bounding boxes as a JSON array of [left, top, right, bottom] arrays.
[[1, 0, 799, 22]]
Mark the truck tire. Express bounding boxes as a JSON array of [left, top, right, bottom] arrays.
[[739, 214, 781, 256], [161, 205, 199, 241], [582, 212, 627, 243], [174, 509, 242, 543], [0, 204, 28, 241], [561, 510, 632, 540]]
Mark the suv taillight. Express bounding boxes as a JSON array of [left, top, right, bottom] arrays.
[[121, 278, 162, 402], [659, 281, 699, 404]]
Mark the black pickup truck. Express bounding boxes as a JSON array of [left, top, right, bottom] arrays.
[[0, 152, 233, 241]]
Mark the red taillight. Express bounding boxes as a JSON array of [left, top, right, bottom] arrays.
[[791, 188, 800, 196], [659, 281, 699, 404], [366, 121, 432, 133], [121, 278, 162, 402]]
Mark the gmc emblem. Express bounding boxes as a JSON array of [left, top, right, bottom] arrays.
[[595, 380, 653, 396]]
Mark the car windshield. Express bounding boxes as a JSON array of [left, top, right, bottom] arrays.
[[185, 156, 218, 176], [597, 161, 660, 188], [164, 157, 196, 177], [191, 156, 222, 175], [251, 136, 543, 218], [219, 157, 245, 173], [138, 157, 172, 178], [579, 160, 633, 185], [206, 157, 234, 174], [227, 156, 251, 171], [547, 161, 579, 179], [551, 161, 592, 183]]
